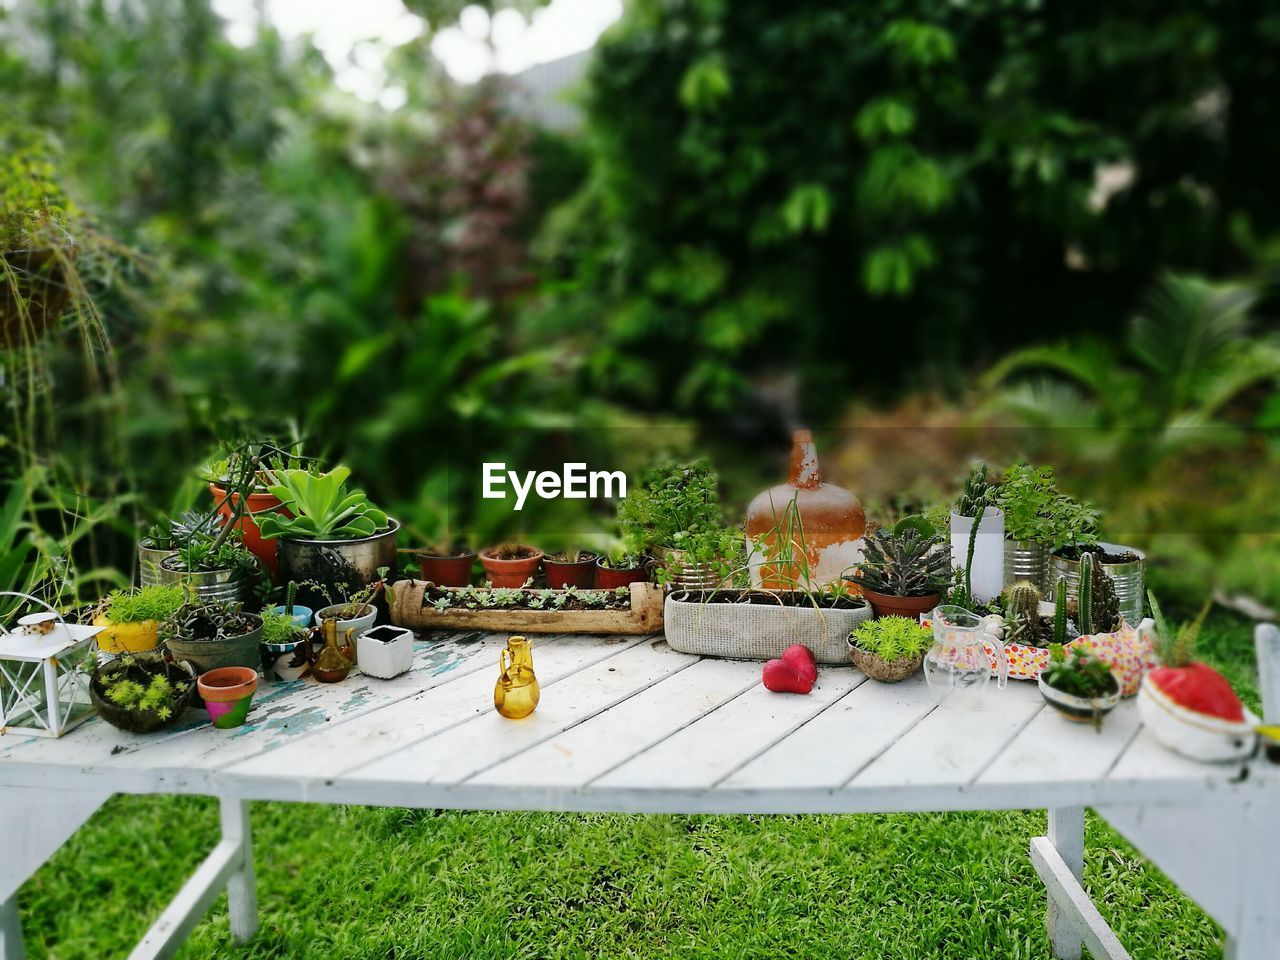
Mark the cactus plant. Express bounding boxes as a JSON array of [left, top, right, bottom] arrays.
[[849, 525, 951, 598], [1052, 577, 1068, 646], [1078, 553, 1095, 634], [955, 463, 994, 519], [284, 580, 298, 617], [1003, 580, 1042, 646]]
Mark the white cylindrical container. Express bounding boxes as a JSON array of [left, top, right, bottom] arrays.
[[950, 507, 1005, 603]]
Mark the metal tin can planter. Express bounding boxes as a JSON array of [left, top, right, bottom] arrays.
[[165, 613, 263, 673], [1003, 539, 1049, 592], [665, 589, 872, 664], [1048, 542, 1145, 626], [137, 540, 176, 588], [949, 508, 1004, 602], [156, 557, 248, 604], [197, 666, 259, 729], [357, 625, 414, 679], [276, 519, 400, 611], [661, 548, 721, 591]]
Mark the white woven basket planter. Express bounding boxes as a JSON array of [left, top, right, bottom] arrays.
[[664, 590, 872, 664]]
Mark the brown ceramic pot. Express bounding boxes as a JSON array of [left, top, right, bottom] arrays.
[[543, 552, 598, 589], [479, 546, 544, 588], [858, 587, 941, 622], [594, 558, 649, 590], [417, 549, 476, 587]]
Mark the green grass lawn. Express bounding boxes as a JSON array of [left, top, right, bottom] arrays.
[[17, 613, 1262, 959]]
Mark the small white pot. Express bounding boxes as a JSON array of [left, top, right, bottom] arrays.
[[950, 507, 1005, 603], [314, 603, 377, 639], [1136, 673, 1258, 762], [356, 625, 414, 680]]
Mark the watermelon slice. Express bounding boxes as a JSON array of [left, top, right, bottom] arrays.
[[1148, 661, 1245, 723]]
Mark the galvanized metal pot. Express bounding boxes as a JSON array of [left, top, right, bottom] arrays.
[[276, 519, 400, 611], [662, 548, 723, 591], [1004, 540, 1049, 593], [165, 614, 263, 673], [1048, 542, 1146, 627], [157, 556, 249, 604], [137, 540, 177, 589]]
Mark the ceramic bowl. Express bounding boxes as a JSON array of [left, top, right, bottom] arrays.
[[1136, 673, 1258, 762], [1038, 674, 1121, 724]]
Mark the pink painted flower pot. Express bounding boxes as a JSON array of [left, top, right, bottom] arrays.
[[197, 666, 259, 729]]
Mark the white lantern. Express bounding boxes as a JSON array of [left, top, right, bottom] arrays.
[[0, 593, 103, 738]]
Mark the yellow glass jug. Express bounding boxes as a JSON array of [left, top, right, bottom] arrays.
[[494, 635, 539, 719], [310, 618, 356, 683]]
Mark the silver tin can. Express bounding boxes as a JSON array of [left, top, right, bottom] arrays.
[[137, 541, 177, 589], [157, 556, 248, 604], [1047, 542, 1146, 628], [1004, 540, 1049, 593], [663, 549, 722, 591], [276, 519, 400, 609]]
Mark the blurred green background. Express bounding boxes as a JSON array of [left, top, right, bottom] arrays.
[[4, 0, 1280, 612]]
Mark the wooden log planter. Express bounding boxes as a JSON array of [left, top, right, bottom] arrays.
[[389, 581, 665, 635]]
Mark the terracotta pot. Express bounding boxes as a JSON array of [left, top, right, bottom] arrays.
[[197, 666, 259, 729], [417, 550, 476, 587], [594, 558, 649, 590], [543, 552, 599, 589], [209, 482, 287, 578], [858, 587, 941, 621], [479, 547, 544, 588]]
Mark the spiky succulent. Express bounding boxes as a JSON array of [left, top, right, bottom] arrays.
[[955, 463, 994, 519], [1052, 576, 1068, 646], [1003, 580, 1042, 646], [850, 527, 951, 598], [1078, 553, 1120, 635]]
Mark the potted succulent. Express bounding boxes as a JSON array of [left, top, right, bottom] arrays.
[[197, 666, 259, 729], [157, 527, 262, 606], [949, 464, 1004, 604], [92, 585, 186, 654], [1038, 643, 1121, 729], [1049, 541, 1146, 629], [161, 600, 264, 673], [847, 615, 932, 682], [595, 549, 650, 589], [256, 466, 400, 611], [995, 463, 1100, 592], [264, 581, 312, 630], [849, 516, 951, 620], [618, 459, 735, 590], [479, 543, 544, 588], [90, 653, 198, 734], [137, 517, 181, 589], [314, 601, 378, 639], [259, 607, 311, 682], [416, 543, 477, 588], [1137, 594, 1257, 761], [541, 549, 600, 589]]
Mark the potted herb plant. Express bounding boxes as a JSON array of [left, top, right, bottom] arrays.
[[847, 615, 932, 682], [416, 543, 477, 588], [479, 543, 544, 588], [849, 517, 951, 620], [256, 466, 400, 611], [541, 548, 600, 589], [92, 584, 186, 655], [594, 548, 650, 589], [161, 600, 264, 673], [1038, 643, 1121, 729], [157, 525, 262, 605], [949, 464, 1004, 604], [90, 653, 198, 734], [994, 463, 1100, 592]]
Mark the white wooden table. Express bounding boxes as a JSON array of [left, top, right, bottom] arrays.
[[2, 626, 1277, 960]]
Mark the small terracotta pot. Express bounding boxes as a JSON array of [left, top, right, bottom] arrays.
[[479, 547, 544, 588], [543, 552, 599, 589], [197, 666, 259, 729], [594, 558, 649, 590], [417, 550, 476, 587], [209, 482, 287, 578], [858, 587, 941, 621]]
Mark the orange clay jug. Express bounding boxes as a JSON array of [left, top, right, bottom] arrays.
[[745, 429, 867, 589], [494, 636, 540, 719]]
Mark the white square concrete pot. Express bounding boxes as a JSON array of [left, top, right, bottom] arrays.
[[356, 625, 414, 680]]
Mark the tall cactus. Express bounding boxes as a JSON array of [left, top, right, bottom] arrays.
[[285, 580, 298, 616], [1004, 580, 1041, 646], [1052, 576, 1068, 646], [1078, 553, 1095, 635]]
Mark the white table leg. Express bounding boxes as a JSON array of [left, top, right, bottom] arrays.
[[1046, 806, 1085, 960], [221, 799, 258, 945], [1223, 793, 1280, 960], [0, 896, 23, 960]]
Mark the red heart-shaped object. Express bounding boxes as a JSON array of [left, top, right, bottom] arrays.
[[781, 644, 817, 685], [762, 657, 814, 694]]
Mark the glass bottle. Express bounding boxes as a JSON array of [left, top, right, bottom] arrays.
[[311, 619, 355, 683], [494, 635, 539, 719], [744, 429, 867, 588]]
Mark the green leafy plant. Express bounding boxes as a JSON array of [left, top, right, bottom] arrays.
[[257, 466, 390, 541], [260, 609, 305, 646], [849, 616, 932, 662], [848, 521, 950, 598], [995, 464, 1100, 551], [103, 585, 185, 625], [617, 459, 725, 554], [1042, 643, 1118, 728]]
